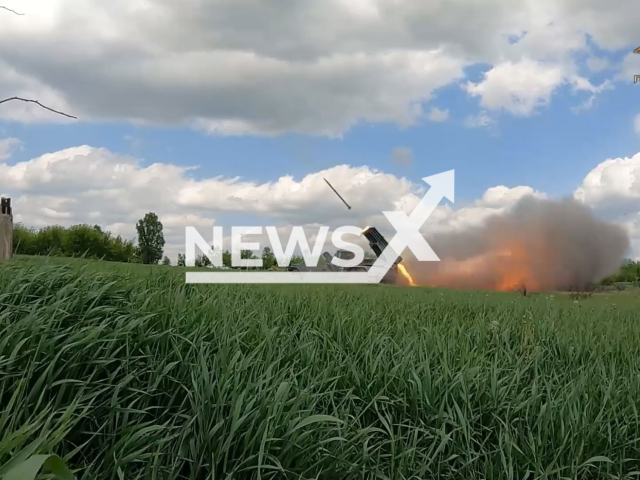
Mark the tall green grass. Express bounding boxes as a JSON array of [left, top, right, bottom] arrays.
[[1, 259, 640, 479]]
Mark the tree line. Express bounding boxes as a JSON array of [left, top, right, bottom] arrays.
[[12, 212, 305, 269], [13, 212, 166, 265], [177, 246, 305, 270], [12, 211, 639, 278], [601, 259, 640, 285]]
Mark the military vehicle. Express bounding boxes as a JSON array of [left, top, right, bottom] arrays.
[[287, 226, 403, 285]]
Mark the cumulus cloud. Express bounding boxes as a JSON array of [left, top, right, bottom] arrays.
[[574, 152, 640, 215], [464, 112, 495, 128], [4, 144, 639, 261], [466, 59, 611, 116], [562, 0, 639, 52], [427, 107, 449, 122], [617, 51, 640, 82], [573, 152, 640, 260], [0, 0, 637, 135], [466, 59, 565, 115], [0, 137, 21, 161], [0, 145, 424, 259], [0, 3, 466, 136], [478, 185, 547, 207], [586, 57, 611, 72]]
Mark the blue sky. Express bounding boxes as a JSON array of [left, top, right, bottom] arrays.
[[2, 75, 637, 202]]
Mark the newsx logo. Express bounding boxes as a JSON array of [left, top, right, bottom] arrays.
[[186, 225, 369, 269], [184, 170, 454, 284]]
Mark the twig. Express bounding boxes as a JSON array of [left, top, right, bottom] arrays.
[[1, 8, 77, 120], [0, 5, 24, 15], [0, 96, 77, 119]]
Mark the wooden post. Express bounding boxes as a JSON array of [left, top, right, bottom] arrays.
[[0, 197, 13, 261]]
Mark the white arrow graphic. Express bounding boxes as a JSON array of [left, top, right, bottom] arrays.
[[186, 170, 454, 284], [408, 170, 455, 225], [364, 170, 454, 283]]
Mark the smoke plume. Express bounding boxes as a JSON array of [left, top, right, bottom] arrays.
[[406, 196, 630, 291]]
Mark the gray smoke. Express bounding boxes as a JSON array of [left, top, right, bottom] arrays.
[[405, 196, 630, 291]]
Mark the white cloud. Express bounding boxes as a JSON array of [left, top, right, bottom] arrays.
[[0, 145, 425, 260], [0, 61, 75, 124], [467, 60, 558, 115], [427, 107, 449, 122], [0, 137, 21, 161], [0, 0, 637, 135], [561, 1, 639, 52], [572, 95, 597, 113], [617, 51, 640, 82], [466, 59, 613, 116], [478, 185, 547, 207], [5, 144, 640, 261], [572, 152, 640, 259], [567, 76, 613, 94], [586, 57, 611, 72], [574, 152, 640, 214], [464, 112, 495, 128]]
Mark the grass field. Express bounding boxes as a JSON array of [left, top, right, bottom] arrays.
[[2, 256, 640, 479]]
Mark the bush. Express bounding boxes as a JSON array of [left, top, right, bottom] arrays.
[[13, 223, 138, 263], [600, 259, 640, 285]]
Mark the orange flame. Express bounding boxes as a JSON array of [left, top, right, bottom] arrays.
[[406, 239, 548, 292], [398, 196, 629, 292], [397, 263, 416, 286], [493, 242, 541, 292]]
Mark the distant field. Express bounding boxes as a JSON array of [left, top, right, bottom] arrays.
[[10, 254, 198, 276], [2, 255, 640, 479]]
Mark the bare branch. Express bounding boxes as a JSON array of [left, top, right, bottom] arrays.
[[0, 5, 78, 120], [1, 8, 77, 120], [0, 5, 24, 15], [0, 96, 77, 119]]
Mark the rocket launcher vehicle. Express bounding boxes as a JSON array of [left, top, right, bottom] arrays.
[[361, 226, 403, 266]]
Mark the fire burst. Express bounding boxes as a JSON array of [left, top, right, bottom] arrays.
[[397, 263, 416, 286], [493, 243, 541, 292], [407, 244, 543, 292], [395, 197, 630, 292]]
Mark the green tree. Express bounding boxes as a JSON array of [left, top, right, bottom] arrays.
[[290, 254, 304, 266], [222, 249, 232, 267], [35, 226, 67, 256], [162, 256, 171, 266], [601, 259, 640, 285], [195, 254, 212, 268], [177, 253, 186, 267], [238, 249, 260, 270], [62, 224, 108, 259], [13, 223, 137, 262], [12, 224, 36, 255], [107, 235, 138, 263], [136, 212, 165, 264], [261, 246, 276, 270]]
